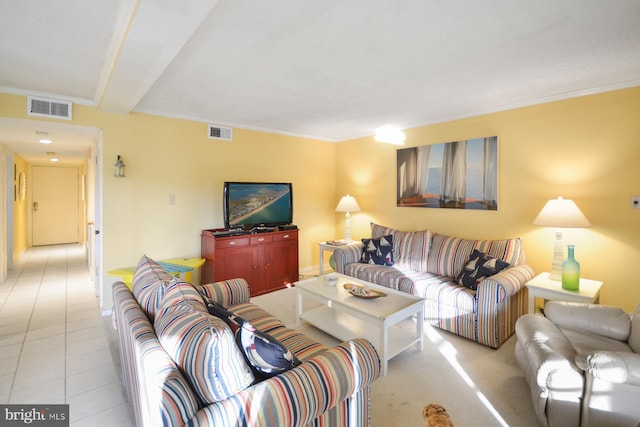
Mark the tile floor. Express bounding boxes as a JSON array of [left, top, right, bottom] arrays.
[[0, 244, 133, 426]]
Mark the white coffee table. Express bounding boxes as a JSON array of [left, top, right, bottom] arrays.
[[295, 273, 424, 375]]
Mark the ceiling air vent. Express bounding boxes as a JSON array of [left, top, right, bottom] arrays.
[[27, 96, 72, 120], [208, 124, 232, 141]]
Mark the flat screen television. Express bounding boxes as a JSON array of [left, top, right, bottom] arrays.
[[223, 182, 293, 230]]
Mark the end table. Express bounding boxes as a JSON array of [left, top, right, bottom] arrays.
[[525, 272, 603, 314], [318, 241, 359, 274]]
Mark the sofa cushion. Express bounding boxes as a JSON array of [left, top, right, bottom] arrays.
[[154, 299, 254, 404], [371, 223, 430, 272], [474, 238, 524, 266], [456, 250, 510, 291], [360, 235, 394, 266], [344, 263, 407, 292], [426, 234, 476, 278], [159, 278, 207, 314], [132, 255, 174, 321], [205, 298, 302, 379]]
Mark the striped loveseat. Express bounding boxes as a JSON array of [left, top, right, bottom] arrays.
[[333, 223, 535, 348], [113, 255, 380, 426]]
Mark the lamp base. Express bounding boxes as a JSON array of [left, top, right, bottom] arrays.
[[548, 230, 563, 281]]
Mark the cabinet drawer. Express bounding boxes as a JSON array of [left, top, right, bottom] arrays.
[[274, 231, 297, 241], [217, 237, 250, 248], [251, 235, 273, 245]]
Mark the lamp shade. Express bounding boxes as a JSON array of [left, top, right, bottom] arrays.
[[533, 197, 591, 228], [335, 195, 361, 213]]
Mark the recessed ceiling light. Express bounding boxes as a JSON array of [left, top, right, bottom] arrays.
[[36, 131, 52, 144], [50, 157, 59, 162]]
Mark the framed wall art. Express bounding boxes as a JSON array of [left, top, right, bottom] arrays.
[[397, 136, 498, 210]]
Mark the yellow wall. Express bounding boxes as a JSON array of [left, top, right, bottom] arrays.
[[2, 88, 639, 312], [1, 92, 337, 310], [336, 87, 640, 311], [12, 154, 29, 260]]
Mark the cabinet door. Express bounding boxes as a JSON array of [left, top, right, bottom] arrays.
[[264, 237, 298, 293], [215, 246, 260, 293]]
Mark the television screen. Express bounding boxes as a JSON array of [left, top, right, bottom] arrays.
[[223, 182, 293, 229]]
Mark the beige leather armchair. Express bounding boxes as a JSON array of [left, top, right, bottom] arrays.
[[515, 301, 640, 427]]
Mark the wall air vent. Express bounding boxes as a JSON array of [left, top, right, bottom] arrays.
[[27, 96, 72, 120], [208, 124, 233, 141]]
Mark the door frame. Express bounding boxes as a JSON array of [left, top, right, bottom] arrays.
[[0, 125, 104, 312]]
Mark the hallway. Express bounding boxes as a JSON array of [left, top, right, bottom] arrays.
[[0, 244, 133, 426]]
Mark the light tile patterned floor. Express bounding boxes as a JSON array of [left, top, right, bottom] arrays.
[[0, 244, 133, 426]]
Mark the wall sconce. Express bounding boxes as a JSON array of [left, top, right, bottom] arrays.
[[114, 155, 126, 177], [335, 194, 361, 242]]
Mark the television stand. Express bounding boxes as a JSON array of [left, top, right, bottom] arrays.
[[201, 228, 299, 297]]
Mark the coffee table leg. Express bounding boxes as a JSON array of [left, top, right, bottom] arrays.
[[417, 306, 424, 351], [296, 289, 302, 326], [380, 320, 388, 376]]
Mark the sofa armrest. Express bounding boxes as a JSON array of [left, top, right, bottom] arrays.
[[333, 243, 364, 274], [188, 338, 380, 427], [477, 263, 535, 301], [199, 278, 251, 306], [576, 351, 640, 386], [544, 302, 631, 342]]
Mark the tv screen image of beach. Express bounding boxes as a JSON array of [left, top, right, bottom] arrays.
[[226, 182, 292, 228]]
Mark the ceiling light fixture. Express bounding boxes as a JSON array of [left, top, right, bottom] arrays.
[[36, 131, 52, 144], [374, 125, 406, 145], [46, 151, 59, 162]]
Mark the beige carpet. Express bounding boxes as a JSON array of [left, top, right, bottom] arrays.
[[252, 286, 542, 427]]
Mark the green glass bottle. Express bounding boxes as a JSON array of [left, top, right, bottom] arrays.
[[562, 245, 580, 291]]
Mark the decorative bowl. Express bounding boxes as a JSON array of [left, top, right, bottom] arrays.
[[343, 283, 386, 299], [324, 275, 339, 286]]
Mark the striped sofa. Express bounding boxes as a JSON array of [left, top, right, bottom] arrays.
[[333, 223, 535, 348], [112, 255, 380, 426]]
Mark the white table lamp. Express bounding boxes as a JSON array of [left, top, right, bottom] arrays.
[[335, 195, 361, 242], [533, 197, 591, 280]]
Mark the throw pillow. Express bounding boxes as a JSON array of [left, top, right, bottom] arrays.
[[204, 298, 302, 379], [131, 255, 174, 321], [456, 250, 510, 291], [154, 300, 255, 404], [360, 235, 394, 266]]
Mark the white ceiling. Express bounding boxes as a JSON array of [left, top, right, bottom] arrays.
[[1, 0, 639, 163]]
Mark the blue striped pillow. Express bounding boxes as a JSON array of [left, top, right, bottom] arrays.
[[132, 255, 173, 321], [154, 300, 255, 404]]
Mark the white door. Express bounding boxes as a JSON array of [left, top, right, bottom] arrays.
[[32, 166, 80, 246]]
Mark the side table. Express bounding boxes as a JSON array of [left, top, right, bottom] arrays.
[[318, 241, 359, 275], [525, 272, 603, 314]]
